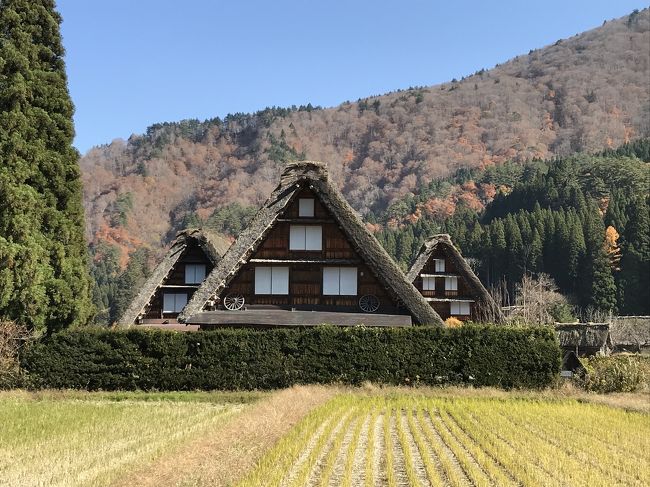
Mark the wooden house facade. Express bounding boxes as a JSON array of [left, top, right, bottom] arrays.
[[407, 234, 501, 322], [118, 229, 231, 325], [180, 162, 443, 328]]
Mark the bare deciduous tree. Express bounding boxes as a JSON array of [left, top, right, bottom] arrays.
[[0, 320, 31, 387], [512, 273, 573, 325]]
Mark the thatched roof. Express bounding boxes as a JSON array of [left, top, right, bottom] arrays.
[[406, 234, 502, 322], [117, 229, 231, 326], [179, 161, 444, 326], [554, 323, 612, 352], [609, 316, 650, 348]]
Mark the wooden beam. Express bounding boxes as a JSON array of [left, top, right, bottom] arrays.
[[160, 284, 200, 288], [249, 258, 361, 264], [186, 309, 412, 327], [276, 218, 334, 223], [420, 273, 462, 278], [424, 297, 475, 303]]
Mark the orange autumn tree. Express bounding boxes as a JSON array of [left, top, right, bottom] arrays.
[[605, 226, 622, 271]]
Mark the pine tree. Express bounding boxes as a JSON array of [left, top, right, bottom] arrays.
[[566, 213, 586, 289], [527, 229, 543, 274], [0, 0, 92, 332], [580, 203, 617, 312], [504, 215, 524, 290], [396, 228, 415, 268], [110, 248, 151, 324], [617, 196, 650, 314]]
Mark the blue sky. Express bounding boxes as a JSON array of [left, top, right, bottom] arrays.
[[57, 1, 647, 154]]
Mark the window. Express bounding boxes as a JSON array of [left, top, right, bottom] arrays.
[[323, 267, 357, 295], [163, 293, 187, 313], [185, 264, 206, 284], [422, 276, 436, 291], [255, 266, 289, 295], [451, 302, 471, 315], [289, 225, 322, 250], [445, 276, 458, 291], [298, 198, 315, 217], [434, 259, 445, 272]]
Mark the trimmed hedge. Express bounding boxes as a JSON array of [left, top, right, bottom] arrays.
[[20, 325, 561, 390]]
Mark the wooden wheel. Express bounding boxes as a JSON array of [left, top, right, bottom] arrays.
[[223, 293, 245, 311], [359, 294, 380, 313]]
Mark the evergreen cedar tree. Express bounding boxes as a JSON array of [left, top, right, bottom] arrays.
[[433, 149, 649, 315], [0, 0, 92, 333]]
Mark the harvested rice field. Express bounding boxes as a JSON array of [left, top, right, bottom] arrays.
[[239, 393, 650, 487], [0, 390, 259, 487], [2, 388, 648, 487]]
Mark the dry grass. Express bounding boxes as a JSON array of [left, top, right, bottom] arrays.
[[351, 382, 650, 413], [240, 391, 650, 486], [2, 385, 647, 487], [0, 391, 245, 487], [111, 385, 337, 487]]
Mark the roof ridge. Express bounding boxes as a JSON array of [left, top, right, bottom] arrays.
[[179, 164, 443, 326]]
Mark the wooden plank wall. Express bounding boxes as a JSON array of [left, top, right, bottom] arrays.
[[223, 188, 403, 314]]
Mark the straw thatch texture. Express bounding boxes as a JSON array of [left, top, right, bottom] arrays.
[[117, 229, 231, 326], [554, 323, 612, 355], [407, 234, 503, 322], [609, 316, 650, 353], [179, 161, 443, 326]]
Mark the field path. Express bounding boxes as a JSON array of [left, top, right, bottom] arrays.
[[110, 385, 336, 487]]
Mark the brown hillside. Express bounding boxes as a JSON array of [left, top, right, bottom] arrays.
[[80, 10, 650, 260]]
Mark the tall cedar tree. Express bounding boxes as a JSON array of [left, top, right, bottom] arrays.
[[617, 196, 650, 314], [0, 0, 92, 332]]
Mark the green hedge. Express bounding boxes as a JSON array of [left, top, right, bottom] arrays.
[[20, 325, 561, 390]]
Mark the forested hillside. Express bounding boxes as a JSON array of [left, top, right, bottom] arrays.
[[376, 140, 650, 316], [81, 10, 649, 259], [82, 10, 650, 322]]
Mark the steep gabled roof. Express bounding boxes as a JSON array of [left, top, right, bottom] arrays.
[[407, 234, 502, 322], [117, 229, 231, 325], [179, 161, 444, 326]]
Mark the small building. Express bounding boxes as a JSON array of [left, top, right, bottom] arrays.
[[179, 161, 444, 328], [118, 229, 231, 326], [560, 351, 585, 377], [609, 316, 650, 354], [406, 234, 501, 322], [554, 323, 612, 357]]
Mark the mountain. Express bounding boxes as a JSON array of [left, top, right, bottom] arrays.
[[80, 9, 650, 263]]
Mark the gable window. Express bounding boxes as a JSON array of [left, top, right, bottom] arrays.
[[298, 198, 315, 217], [163, 293, 187, 313], [445, 276, 458, 291], [451, 301, 471, 315], [185, 264, 206, 284], [434, 259, 445, 272], [289, 225, 322, 250], [422, 276, 436, 291], [255, 266, 289, 295], [323, 267, 357, 295]]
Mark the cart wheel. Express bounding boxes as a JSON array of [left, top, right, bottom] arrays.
[[223, 293, 245, 310], [359, 294, 380, 313]]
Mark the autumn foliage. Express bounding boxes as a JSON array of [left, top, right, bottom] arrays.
[[80, 10, 650, 265]]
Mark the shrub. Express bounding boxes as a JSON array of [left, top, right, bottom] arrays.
[[0, 320, 31, 389], [20, 325, 561, 391], [444, 317, 463, 328], [578, 354, 650, 393]]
